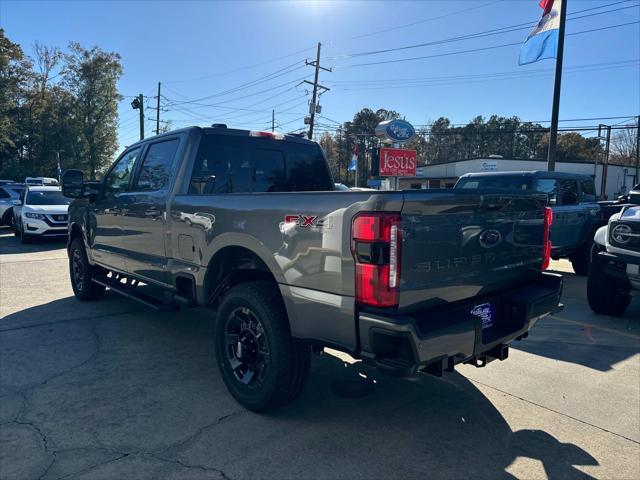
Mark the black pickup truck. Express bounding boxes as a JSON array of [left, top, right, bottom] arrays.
[[62, 126, 563, 411], [456, 171, 602, 275]]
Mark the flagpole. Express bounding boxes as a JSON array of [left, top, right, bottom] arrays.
[[546, 0, 567, 172]]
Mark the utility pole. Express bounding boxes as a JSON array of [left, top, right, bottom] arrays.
[[156, 82, 161, 135], [304, 42, 332, 140], [272, 109, 275, 132], [131, 94, 144, 140], [546, 0, 567, 172], [599, 124, 612, 200]]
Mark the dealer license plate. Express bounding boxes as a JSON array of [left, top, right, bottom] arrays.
[[470, 302, 494, 329]]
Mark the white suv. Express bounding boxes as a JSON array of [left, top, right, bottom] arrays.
[[588, 205, 640, 316], [13, 186, 71, 243]]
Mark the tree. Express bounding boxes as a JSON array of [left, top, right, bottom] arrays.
[[319, 132, 339, 181], [341, 108, 401, 185], [0, 32, 125, 180], [63, 42, 123, 179], [610, 123, 639, 167], [536, 132, 602, 162], [0, 29, 32, 176]]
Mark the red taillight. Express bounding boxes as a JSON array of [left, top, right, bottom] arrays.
[[352, 213, 401, 308], [542, 207, 553, 270]]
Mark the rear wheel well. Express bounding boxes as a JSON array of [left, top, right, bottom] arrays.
[[205, 246, 278, 307], [68, 224, 83, 249]]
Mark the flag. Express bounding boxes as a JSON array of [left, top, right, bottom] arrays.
[[56, 155, 62, 181], [348, 144, 358, 171], [519, 0, 562, 66]]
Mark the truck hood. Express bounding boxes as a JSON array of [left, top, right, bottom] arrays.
[[23, 205, 69, 215]]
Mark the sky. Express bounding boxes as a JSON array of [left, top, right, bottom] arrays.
[[1, 0, 639, 149]]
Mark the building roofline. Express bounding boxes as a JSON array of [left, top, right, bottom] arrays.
[[421, 156, 633, 168]]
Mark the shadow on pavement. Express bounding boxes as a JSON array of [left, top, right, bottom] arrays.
[[0, 295, 599, 479], [0, 225, 67, 254], [511, 272, 640, 372]]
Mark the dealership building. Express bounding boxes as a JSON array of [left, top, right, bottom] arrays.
[[397, 157, 638, 199]]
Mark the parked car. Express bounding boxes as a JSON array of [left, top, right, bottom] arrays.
[[455, 171, 601, 276], [24, 176, 59, 186], [62, 126, 562, 412], [598, 183, 640, 222], [13, 186, 70, 243], [630, 184, 640, 204], [334, 182, 350, 191], [0, 183, 25, 228], [587, 205, 640, 316], [588, 205, 640, 316]]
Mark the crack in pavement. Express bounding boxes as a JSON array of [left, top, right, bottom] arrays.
[[0, 308, 142, 333], [157, 410, 246, 457]]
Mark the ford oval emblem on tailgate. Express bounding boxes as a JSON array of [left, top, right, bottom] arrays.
[[479, 229, 502, 248]]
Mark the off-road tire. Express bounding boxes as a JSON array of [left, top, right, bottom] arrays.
[[215, 281, 311, 412], [69, 237, 106, 301], [570, 236, 593, 276], [587, 244, 631, 316]]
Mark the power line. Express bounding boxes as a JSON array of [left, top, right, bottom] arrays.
[[164, 45, 316, 84], [329, 61, 639, 91], [331, 2, 639, 60], [327, 0, 638, 59], [341, 0, 503, 42], [337, 21, 640, 68], [329, 59, 639, 85], [164, 75, 310, 107], [163, 62, 306, 105]]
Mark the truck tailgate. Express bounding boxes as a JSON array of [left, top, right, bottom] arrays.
[[399, 189, 548, 311]]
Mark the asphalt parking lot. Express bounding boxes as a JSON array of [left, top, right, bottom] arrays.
[[0, 226, 638, 480]]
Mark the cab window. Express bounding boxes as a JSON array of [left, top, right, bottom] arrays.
[[580, 179, 597, 202], [533, 178, 559, 205], [135, 139, 180, 191], [559, 179, 578, 205], [104, 148, 141, 196], [189, 135, 332, 195]]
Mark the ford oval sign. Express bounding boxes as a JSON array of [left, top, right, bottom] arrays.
[[375, 120, 415, 144]]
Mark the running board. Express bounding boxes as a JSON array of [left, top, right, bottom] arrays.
[[92, 277, 179, 311]]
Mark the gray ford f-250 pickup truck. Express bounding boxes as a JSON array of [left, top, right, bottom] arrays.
[[62, 125, 563, 412]]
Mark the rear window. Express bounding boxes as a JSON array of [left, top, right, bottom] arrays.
[[456, 176, 533, 190], [189, 135, 333, 194]]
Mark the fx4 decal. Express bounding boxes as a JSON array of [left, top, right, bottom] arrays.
[[281, 214, 333, 232], [284, 215, 319, 227]]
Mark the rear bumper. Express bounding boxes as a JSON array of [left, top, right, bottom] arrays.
[[358, 272, 563, 376]]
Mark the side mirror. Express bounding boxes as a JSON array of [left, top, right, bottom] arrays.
[[62, 170, 85, 198]]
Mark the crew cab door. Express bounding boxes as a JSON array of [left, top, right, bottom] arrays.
[[534, 177, 579, 251], [555, 178, 584, 250], [90, 147, 141, 271], [119, 137, 181, 286]]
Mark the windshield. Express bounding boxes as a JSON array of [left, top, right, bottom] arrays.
[[455, 176, 533, 190], [26, 190, 70, 205]]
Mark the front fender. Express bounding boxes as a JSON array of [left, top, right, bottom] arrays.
[[594, 225, 608, 247]]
